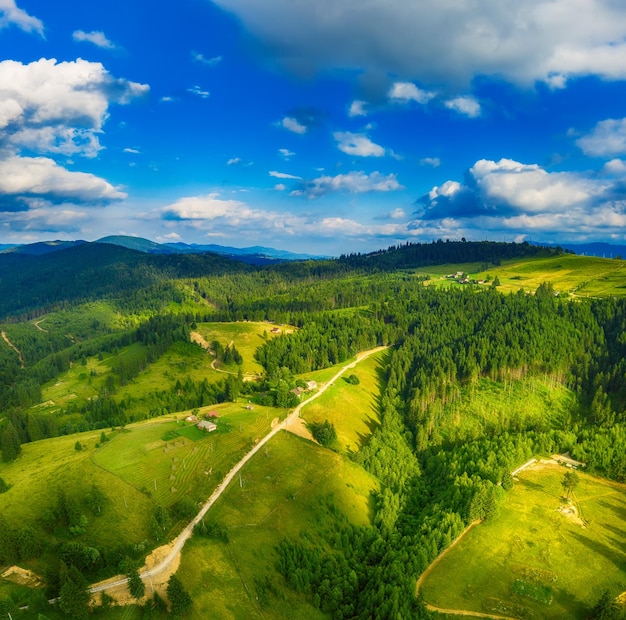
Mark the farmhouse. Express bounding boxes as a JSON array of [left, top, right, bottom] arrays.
[[197, 420, 217, 432], [305, 380, 317, 390], [185, 414, 198, 423]]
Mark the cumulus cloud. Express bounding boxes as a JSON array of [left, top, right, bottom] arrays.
[[348, 100, 368, 117], [293, 170, 403, 198], [334, 131, 385, 157], [278, 148, 295, 158], [0, 0, 43, 36], [0, 58, 148, 158], [444, 96, 481, 117], [420, 157, 441, 167], [269, 170, 301, 179], [0, 155, 126, 204], [188, 85, 210, 98], [211, 0, 626, 87], [388, 82, 434, 104], [72, 30, 116, 50], [280, 116, 307, 134], [413, 157, 626, 241], [227, 157, 242, 166], [577, 118, 626, 157], [191, 52, 222, 66], [274, 183, 287, 191]]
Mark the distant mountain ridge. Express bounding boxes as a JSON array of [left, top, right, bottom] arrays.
[[0, 235, 324, 263], [539, 241, 626, 259]]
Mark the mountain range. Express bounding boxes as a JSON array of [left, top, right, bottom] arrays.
[[0, 235, 325, 264]]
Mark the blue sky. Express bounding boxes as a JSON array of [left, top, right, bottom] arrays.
[[3, 0, 626, 254]]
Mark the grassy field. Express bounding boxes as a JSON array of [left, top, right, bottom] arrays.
[[424, 376, 578, 446], [174, 431, 378, 620], [421, 254, 626, 298], [0, 429, 154, 554], [93, 402, 284, 508], [193, 321, 286, 376], [36, 320, 277, 417], [420, 463, 626, 618], [299, 350, 387, 455]]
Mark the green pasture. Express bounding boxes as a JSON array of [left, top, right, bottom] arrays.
[[193, 320, 284, 375], [93, 402, 284, 508], [420, 464, 626, 618], [423, 375, 577, 446], [0, 429, 153, 552], [175, 431, 378, 619], [299, 350, 386, 454], [418, 254, 626, 298]]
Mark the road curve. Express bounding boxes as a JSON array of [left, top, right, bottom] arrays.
[[90, 345, 388, 595]]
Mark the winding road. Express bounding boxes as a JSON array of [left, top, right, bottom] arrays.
[[90, 345, 388, 596]]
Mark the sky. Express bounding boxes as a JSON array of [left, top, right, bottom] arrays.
[[3, 0, 626, 255]]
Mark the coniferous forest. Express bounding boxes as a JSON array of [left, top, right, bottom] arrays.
[[1, 239, 626, 619]]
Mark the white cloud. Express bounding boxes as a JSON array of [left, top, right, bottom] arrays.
[[269, 170, 301, 179], [161, 193, 248, 221], [280, 116, 307, 134], [415, 157, 626, 243], [444, 96, 481, 117], [278, 148, 295, 158], [188, 85, 210, 98], [0, 58, 148, 158], [72, 30, 116, 50], [191, 52, 222, 66], [212, 0, 626, 87], [274, 183, 287, 191], [0, 0, 43, 36], [348, 100, 368, 117], [577, 118, 626, 157], [420, 157, 441, 167], [334, 131, 385, 157], [160, 96, 176, 103], [157, 232, 182, 242], [294, 170, 403, 198], [388, 82, 434, 104], [0, 155, 126, 202], [227, 157, 242, 165], [390, 208, 405, 219], [602, 159, 626, 175], [123, 147, 140, 154]]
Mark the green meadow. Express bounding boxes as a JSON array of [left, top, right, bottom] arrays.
[[420, 464, 626, 619], [193, 321, 284, 375], [93, 402, 284, 508], [174, 431, 378, 620], [421, 254, 626, 298], [0, 429, 154, 554], [299, 350, 386, 454], [423, 375, 577, 446]]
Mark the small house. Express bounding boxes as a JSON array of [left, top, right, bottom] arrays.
[[185, 414, 198, 423], [205, 411, 220, 419], [197, 420, 217, 432], [306, 380, 317, 390]]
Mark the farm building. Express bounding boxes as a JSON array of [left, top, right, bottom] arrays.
[[197, 420, 217, 432]]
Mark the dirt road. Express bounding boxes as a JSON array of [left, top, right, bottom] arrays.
[[1, 331, 24, 368], [89, 345, 388, 600]]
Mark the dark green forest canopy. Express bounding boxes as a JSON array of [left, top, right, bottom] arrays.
[[0, 239, 555, 320]]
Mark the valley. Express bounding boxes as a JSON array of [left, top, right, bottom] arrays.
[[1, 240, 626, 619]]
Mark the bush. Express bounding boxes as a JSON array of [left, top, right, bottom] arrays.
[[309, 420, 337, 448]]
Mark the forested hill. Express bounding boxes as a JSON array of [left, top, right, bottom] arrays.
[[0, 242, 251, 319], [337, 239, 561, 269], [0, 239, 561, 320]]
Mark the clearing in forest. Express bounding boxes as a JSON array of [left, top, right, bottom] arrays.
[[419, 462, 626, 619]]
